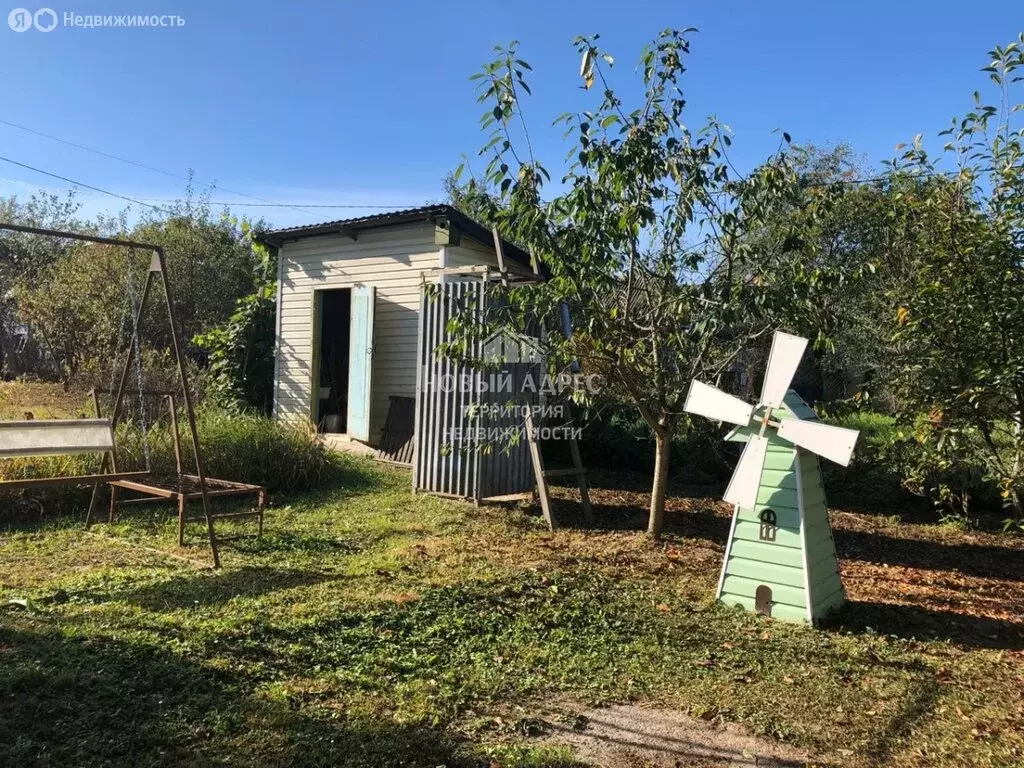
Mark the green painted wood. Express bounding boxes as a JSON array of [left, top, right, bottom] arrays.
[[762, 460, 818, 490], [726, 390, 818, 444], [729, 538, 805, 568], [756, 487, 800, 509], [782, 390, 818, 420], [801, 482, 827, 509], [810, 569, 844, 604], [733, 519, 803, 549], [721, 574, 806, 610], [720, 593, 809, 623], [807, 547, 840, 576], [802, 509, 833, 533], [797, 449, 845, 620], [812, 584, 846, 618], [762, 449, 797, 472], [748, 506, 800, 535], [803, 517, 837, 551], [806, 552, 839, 593], [758, 468, 799, 489], [726, 557, 807, 588], [719, 390, 846, 624]]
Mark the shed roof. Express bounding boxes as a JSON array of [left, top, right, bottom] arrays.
[[258, 204, 541, 276]]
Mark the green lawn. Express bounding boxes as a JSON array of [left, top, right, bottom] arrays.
[[1, 456, 1022, 767]]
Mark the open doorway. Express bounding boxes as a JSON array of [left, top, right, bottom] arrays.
[[315, 288, 351, 433]]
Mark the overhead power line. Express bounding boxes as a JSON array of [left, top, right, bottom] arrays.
[[0, 155, 420, 219], [0, 118, 321, 216], [140, 199, 423, 209], [0, 154, 168, 213]]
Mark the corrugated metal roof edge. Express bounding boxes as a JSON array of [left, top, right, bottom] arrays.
[[257, 203, 545, 278]]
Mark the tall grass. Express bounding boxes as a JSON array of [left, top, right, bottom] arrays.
[[0, 411, 342, 521]]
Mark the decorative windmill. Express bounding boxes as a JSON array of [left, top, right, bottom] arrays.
[[683, 331, 860, 624]]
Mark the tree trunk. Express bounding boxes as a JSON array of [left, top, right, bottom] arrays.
[[648, 428, 670, 537], [1013, 406, 1023, 519]]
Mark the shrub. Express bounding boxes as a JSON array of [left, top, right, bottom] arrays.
[[0, 411, 341, 523], [573, 406, 733, 485], [820, 408, 1004, 517], [817, 410, 919, 513]]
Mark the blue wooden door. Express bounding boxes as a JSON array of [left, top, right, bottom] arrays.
[[347, 285, 375, 441]]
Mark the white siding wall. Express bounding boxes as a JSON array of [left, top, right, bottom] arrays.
[[448, 238, 534, 277], [447, 240, 500, 269], [275, 223, 441, 445]]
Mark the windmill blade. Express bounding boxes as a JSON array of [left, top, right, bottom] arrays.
[[760, 331, 809, 408], [723, 433, 769, 509], [683, 380, 755, 427], [776, 419, 859, 467]]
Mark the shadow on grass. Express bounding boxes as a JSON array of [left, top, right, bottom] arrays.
[[556, 495, 730, 542], [225, 530, 368, 557], [834, 528, 1024, 582], [0, 622, 472, 768], [827, 600, 1024, 651], [581, 491, 1023, 582], [85, 566, 339, 611], [0, 448, 383, 535], [564, 494, 1024, 651]]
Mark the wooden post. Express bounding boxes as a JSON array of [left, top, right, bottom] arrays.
[[568, 434, 593, 524], [85, 388, 106, 527], [491, 227, 509, 287], [153, 247, 221, 569], [524, 409, 555, 530], [167, 394, 184, 478], [177, 495, 187, 546], [108, 485, 118, 523]]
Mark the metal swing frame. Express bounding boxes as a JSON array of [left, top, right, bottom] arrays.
[[0, 222, 247, 568]]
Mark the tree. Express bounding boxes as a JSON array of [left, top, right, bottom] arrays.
[[4, 193, 267, 387], [0, 192, 85, 376], [194, 234, 278, 413], [885, 35, 1024, 520], [741, 144, 912, 406], [456, 29, 856, 535], [15, 243, 130, 383], [130, 202, 265, 350]]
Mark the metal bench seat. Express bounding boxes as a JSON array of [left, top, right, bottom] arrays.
[[0, 419, 150, 489]]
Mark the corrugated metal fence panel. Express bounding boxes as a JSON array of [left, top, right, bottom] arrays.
[[414, 280, 536, 499], [477, 360, 537, 499]]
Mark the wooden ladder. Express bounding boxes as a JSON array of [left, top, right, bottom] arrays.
[[524, 409, 593, 530]]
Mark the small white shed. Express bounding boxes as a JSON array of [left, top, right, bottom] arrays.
[[261, 205, 538, 450]]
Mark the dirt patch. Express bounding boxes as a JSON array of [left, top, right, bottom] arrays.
[[535, 702, 813, 767]]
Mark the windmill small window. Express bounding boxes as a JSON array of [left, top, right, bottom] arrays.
[[759, 509, 778, 541]]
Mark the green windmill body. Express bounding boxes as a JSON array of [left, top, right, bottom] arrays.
[[683, 331, 859, 625], [719, 390, 845, 624]]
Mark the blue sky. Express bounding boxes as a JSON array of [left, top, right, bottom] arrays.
[[1, 1, 1021, 229]]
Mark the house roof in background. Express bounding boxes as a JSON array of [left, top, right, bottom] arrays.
[[259, 204, 540, 276]]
